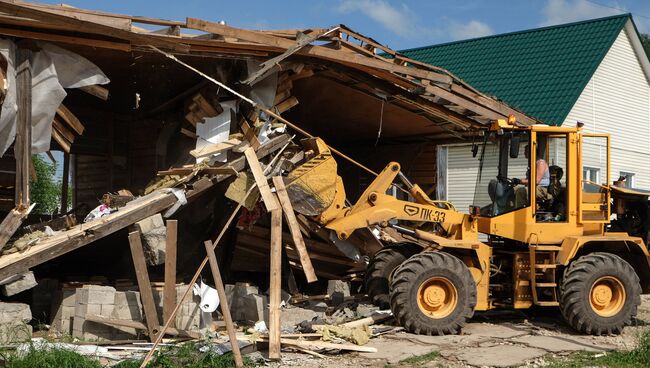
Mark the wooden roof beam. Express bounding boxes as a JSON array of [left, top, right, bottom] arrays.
[[185, 17, 453, 85], [0, 1, 188, 52]]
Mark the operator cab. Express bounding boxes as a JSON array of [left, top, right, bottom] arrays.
[[472, 127, 568, 223]]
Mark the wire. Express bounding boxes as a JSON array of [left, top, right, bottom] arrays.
[[585, 0, 650, 21]]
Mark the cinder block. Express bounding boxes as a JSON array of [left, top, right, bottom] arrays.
[[0, 302, 32, 323], [134, 214, 167, 265], [1, 272, 38, 297], [327, 280, 351, 297], [241, 294, 268, 324]]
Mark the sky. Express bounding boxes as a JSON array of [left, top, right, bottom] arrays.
[[37, 0, 650, 50]]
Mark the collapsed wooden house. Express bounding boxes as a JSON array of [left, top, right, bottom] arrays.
[[0, 0, 537, 347]]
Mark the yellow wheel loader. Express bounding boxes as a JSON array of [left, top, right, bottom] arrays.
[[284, 120, 650, 336]]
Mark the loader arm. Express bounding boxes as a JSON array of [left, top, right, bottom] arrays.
[[322, 162, 478, 241]]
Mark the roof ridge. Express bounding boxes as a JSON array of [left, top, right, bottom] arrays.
[[401, 13, 630, 54]]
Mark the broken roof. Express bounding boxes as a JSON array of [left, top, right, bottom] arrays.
[[0, 1, 539, 142]]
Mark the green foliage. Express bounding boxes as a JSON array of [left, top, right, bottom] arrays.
[[546, 330, 650, 368], [30, 154, 61, 215], [4, 347, 102, 368]]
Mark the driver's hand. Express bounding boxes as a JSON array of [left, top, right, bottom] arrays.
[[511, 178, 521, 185]]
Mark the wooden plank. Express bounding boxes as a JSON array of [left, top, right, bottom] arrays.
[[269, 201, 282, 360], [51, 126, 71, 153], [204, 241, 243, 367], [163, 220, 177, 328], [84, 314, 201, 339], [185, 18, 452, 84], [79, 85, 109, 100], [14, 47, 31, 209], [0, 207, 30, 249], [51, 116, 75, 142], [128, 231, 161, 342], [0, 2, 188, 52], [0, 27, 131, 52], [240, 336, 378, 353], [244, 147, 279, 212], [0, 134, 289, 282], [272, 176, 317, 283], [189, 138, 241, 158], [273, 96, 298, 114], [56, 104, 85, 135], [242, 27, 338, 85], [240, 119, 261, 150]]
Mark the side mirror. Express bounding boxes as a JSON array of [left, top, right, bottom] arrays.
[[509, 135, 520, 158], [471, 144, 478, 158]]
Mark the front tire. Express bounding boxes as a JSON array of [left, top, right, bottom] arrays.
[[559, 252, 641, 335], [364, 244, 420, 309], [390, 252, 476, 335]]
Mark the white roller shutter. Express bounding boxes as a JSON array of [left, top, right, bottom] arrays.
[[446, 145, 480, 214]]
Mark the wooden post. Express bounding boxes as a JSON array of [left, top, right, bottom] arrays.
[[204, 240, 243, 368], [14, 47, 32, 209], [269, 198, 282, 360], [128, 231, 161, 341], [163, 220, 177, 327], [272, 176, 317, 283], [60, 152, 70, 213]]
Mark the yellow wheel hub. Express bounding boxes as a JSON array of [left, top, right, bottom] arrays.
[[589, 276, 626, 317], [417, 277, 457, 319]]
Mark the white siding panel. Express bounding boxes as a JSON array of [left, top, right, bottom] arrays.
[[564, 27, 650, 189], [447, 145, 480, 213], [446, 144, 528, 213]]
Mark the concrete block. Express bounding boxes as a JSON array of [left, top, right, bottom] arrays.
[[231, 283, 259, 321], [83, 285, 116, 305], [134, 214, 166, 265], [241, 294, 268, 324], [1, 271, 38, 297], [0, 302, 32, 323], [0, 303, 33, 343], [327, 280, 350, 298]]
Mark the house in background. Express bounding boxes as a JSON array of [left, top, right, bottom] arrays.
[[401, 14, 650, 212]]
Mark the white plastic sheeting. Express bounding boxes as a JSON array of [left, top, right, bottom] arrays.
[[0, 39, 109, 155]]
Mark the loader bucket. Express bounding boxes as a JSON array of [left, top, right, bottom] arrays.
[[284, 138, 338, 216]]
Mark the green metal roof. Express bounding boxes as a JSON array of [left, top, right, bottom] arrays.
[[399, 14, 631, 125]]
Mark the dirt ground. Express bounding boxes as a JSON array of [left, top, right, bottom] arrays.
[[270, 295, 650, 368]]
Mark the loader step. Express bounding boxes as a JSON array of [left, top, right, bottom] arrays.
[[535, 282, 557, 287], [533, 245, 562, 251], [535, 301, 560, 307], [534, 264, 557, 269]]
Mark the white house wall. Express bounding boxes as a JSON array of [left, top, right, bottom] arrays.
[[564, 25, 650, 189]]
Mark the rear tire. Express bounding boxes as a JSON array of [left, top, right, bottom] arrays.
[[559, 252, 641, 335], [364, 244, 420, 309], [390, 252, 476, 335]]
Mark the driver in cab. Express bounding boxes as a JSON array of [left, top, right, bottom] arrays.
[[512, 145, 550, 208]]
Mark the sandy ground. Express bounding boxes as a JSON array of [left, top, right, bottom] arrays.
[[266, 295, 650, 368]]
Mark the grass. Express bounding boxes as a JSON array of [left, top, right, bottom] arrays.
[[1, 341, 255, 368], [545, 330, 650, 368], [383, 350, 440, 367], [2, 347, 102, 368]]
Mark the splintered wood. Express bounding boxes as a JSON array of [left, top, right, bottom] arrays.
[[272, 176, 317, 283], [269, 198, 283, 360], [244, 147, 279, 212]]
